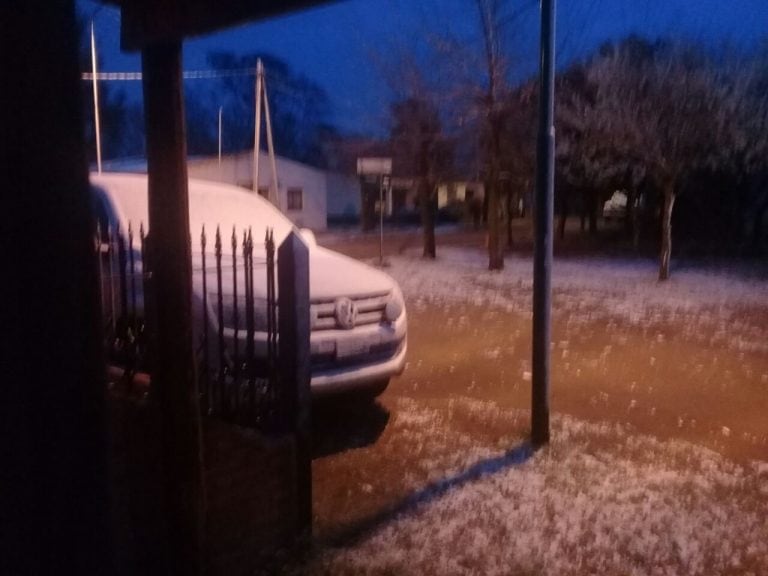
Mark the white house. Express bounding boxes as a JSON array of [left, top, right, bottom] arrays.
[[187, 150, 333, 230], [102, 151, 357, 231]]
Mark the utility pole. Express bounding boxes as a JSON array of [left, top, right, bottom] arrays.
[[217, 106, 223, 174], [378, 174, 391, 266], [253, 61, 262, 196], [262, 64, 280, 209], [532, 0, 556, 447], [90, 21, 102, 173], [252, 59, 280, 209]]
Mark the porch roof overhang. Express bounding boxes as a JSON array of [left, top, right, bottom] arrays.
[[100, 0, 343, 50]]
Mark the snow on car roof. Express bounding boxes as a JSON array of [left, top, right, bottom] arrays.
[[90, 172, 294, 249]]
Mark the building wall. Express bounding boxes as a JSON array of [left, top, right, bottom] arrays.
[[187, 151, 329, 231], [436, 181, 486, 208]]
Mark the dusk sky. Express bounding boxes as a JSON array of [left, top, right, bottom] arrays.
[[81, 0, 768, 134]]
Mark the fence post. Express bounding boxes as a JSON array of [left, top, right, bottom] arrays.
[[277, 230, 312, 542]]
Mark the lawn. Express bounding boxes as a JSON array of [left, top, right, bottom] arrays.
[[299, 232, 768, 576]]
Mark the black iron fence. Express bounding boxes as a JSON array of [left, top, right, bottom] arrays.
[[95, 222, 288, 431], [95, 223, 150, 377], [198, 226, 279, 429]]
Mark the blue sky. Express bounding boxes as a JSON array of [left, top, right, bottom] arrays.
[[81, 0, 768, 134]]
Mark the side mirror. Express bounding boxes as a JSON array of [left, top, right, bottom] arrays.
[[299, 228, 316, 247]]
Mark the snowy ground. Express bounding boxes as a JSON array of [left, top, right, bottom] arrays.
[[391, 248, 768, 354], [301, 246, 768, 576], [308, 399, 768, 576]]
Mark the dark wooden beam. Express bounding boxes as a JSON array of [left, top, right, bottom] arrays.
[[142, 41, 205, 574], [277, 232, 312, 541], [0, 1, 111, 573], [112, 0, 343, 50]]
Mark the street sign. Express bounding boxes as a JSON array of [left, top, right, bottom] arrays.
[[357, 157, 392, 176]]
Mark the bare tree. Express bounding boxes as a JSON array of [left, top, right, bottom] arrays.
[[563, 39, 723, 279], [390, 97, 452, 258], [557, 62, 648, 244], [499, 83, 537, 245], [475, 0, 509, 270]]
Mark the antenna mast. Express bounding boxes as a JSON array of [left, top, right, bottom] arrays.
[[253, 59, 280, 209], [90, 22, 102, 173]]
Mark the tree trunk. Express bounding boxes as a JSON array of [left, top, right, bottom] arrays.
[[558, 192, 568, 241], [658, 186, 676, 281], [588, 190, 598, 236], [625, 189, 635, 238], [487, 179, 504, 270], [506, 187, 514, 248], [486, 110, 504, 270], [420, 177, 436, 258], [630, 191, 641, 251], [750, 187, 768, 255], [360, 183, 376, 232]]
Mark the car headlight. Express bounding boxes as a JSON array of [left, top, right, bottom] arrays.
[[384, 285, 405, 323]]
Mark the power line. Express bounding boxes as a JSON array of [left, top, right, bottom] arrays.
[[81, 68, 257, 81]]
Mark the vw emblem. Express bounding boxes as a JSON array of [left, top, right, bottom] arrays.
[[334, 297, 358, 329]]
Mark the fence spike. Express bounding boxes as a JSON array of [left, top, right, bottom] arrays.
[[215, 224, 225, 415], [200, 224, 210, 415], [231, 225, 239, 404]]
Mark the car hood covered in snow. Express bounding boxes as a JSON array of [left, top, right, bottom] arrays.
[[308, 246, 395, 300]]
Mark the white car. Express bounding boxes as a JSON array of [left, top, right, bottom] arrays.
[[90, 172, 407, 397]]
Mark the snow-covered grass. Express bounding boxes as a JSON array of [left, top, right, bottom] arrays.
[[296, 247, 768, 576], [305, 398, 768, 576], [387, 247, 768, 353]]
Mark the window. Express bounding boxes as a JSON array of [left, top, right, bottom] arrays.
[[287, 187, 303, 211]]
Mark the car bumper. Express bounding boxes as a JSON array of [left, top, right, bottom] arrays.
[[309, 312, 407, 396], [205, 312, 407, 396], [310, 337, 407, 396]]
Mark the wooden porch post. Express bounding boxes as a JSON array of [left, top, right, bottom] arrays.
[[141, 41, 205, 575], [1, 1, 111, 573]]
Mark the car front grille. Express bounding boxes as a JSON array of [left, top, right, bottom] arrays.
[[311, 292, 389, 331]]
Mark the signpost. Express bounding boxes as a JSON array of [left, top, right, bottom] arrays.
[[380, 174, 391, 266], [357, 157, 392, 265]]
